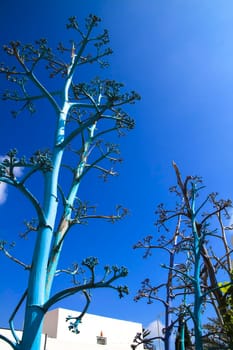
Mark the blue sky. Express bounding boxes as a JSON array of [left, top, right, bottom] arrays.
[[1, 0, 233, 344]]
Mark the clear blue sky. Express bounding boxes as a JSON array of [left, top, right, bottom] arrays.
[[1, 0, 233, 339]]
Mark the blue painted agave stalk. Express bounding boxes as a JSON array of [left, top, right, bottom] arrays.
[[133, 216, 182, 350], [163, 217, 181, 350], [190, 183, 203, 350], [134, 163, 232, 350], [172, 163, 205, 350], [172, 163, 232, 350], [0, 15, 140, 350]]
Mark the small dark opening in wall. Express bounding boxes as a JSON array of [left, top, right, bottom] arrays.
[[97, 336, 107, 345]]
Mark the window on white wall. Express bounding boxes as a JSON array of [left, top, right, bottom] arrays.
[[97, 331, 107, 345], [96, 336, 107, 345]]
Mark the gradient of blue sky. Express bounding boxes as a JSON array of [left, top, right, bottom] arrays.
[[1, 0, 233, 341]]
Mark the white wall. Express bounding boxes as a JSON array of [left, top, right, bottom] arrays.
[[43, 307, 143, 350], [0, 308, 143, 350]]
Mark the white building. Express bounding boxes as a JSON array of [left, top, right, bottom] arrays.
[[0, 308, 143, 350]]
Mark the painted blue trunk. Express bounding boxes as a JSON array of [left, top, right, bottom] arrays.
[[18, 113, 66, 349], [191, 185, 203, 350], [0, 16, 139, 350], [17, 307, 44, 350]]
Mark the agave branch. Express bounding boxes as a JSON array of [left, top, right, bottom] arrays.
[[43, 259, 128, 311], [57, 183, 67, 207], [86, 163, 118, 176], [93, 126, 121, 139], [78, 48, 112, 66], [81, 152, 119, 180], [65, 290, 91, 334], [2, 90, 61, 103], [210, 249, 233, 276], [5, 41, 60, 113], [215, 207, 232, 271], [131, 329, 162, 350], [0, 174, 45, 226], [0, 334, 15, 350], [67, 15, 105, 78], [72, 211, 127, 224], [0, 241, 30, 270], [8, 289, 28, 344], [61, 113, 100, 147], [55, 262, 80, 277]]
